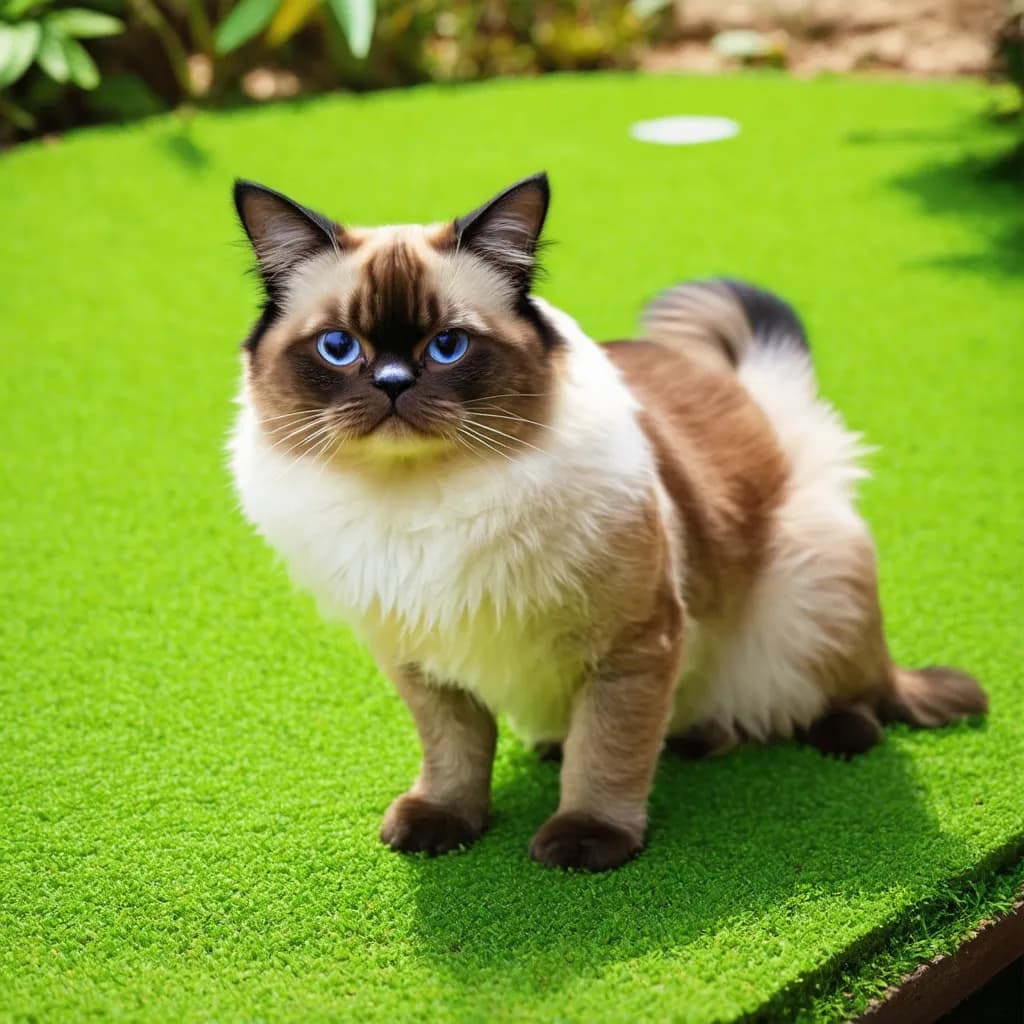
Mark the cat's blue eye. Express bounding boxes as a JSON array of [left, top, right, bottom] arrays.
[[427, 329, 470, 365], [316, 330, 361, 367]]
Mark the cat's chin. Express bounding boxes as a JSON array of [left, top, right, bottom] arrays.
[[350, 416, 456, 462]]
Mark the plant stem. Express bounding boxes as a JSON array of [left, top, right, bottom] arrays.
[[0, 91, 37, 131], [186, 0, 215, 58], [128, 0, 196, 99]]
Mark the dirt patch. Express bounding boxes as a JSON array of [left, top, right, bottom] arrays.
[[644, 0, 1006, 77]]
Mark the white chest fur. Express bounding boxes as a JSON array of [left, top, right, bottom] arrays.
[[230, 304, 656, 741]]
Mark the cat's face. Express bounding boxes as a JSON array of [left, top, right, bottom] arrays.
[[234, 174, 560, 467]]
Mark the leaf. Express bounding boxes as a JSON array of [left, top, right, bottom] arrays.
[[214, 0, 280, 54], [36, 24, 70, 82], [265, 0, 319, 47], [45, 8, 124, 38], [326, 0, 373, 59], [62, 34, 98, 87], [630, 0, 670, 17], [0, 21, 41, 87], [0, 0, 42, 20]]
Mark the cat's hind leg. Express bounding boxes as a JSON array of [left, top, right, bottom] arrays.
[[670, 520, 890, 752], [668, 525, 987, 758]]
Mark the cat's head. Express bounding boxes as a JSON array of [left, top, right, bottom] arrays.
[[234, 173, 561, 467]]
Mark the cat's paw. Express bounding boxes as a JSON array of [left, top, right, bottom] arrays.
[[380, 794, 483, 856], [529, 812, 642, 872], [533, 741, 563, 763]]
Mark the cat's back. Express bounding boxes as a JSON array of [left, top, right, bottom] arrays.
[[605, 340, 789, 616]]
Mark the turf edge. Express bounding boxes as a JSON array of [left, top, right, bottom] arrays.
[[768, 843, 1024, 1023]]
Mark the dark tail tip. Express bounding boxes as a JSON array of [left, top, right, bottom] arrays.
[[714, 277, 811, 353], [642, 277, 810, 370], [881, 666, 989, 728]]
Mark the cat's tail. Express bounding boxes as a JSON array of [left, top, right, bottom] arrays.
[[642, 278, 810, 371], [879, 666, 989, 728]]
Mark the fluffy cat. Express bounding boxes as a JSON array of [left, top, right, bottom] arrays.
[[229, 172, 987, 871]]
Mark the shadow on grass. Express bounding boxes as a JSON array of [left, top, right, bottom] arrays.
[[886, 147, 1024, 278], [392, 734, 992, 1014], [159, 117, 211, 173]]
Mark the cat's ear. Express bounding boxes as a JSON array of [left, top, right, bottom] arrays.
[[454, 172, 549, 292], [233, 180, 340, 292]]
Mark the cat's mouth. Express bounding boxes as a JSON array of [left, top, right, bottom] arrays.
[[355, 406, 453, 458], [372, 411, 420, 436], [363, 394, 461, 440]]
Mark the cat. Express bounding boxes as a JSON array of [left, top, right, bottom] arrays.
[[229, 172, 987, 872]]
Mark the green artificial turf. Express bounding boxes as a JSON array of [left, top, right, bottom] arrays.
[[2, 73, 1023, 1023]]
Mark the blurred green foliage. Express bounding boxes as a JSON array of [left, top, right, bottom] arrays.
[[0, 0, 123, 130], [3, 0, 1015, 152], [215, 0, 374, 59], [0, 0, 665, 144]]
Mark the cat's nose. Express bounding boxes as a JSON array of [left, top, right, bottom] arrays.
[[372, 360, 416, 401]]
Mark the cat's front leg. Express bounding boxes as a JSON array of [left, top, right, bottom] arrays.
[[529, 579, 684, 871], [380, 664, 497, 857]]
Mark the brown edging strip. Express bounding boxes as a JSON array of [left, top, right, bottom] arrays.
[[857, 900, 1024, 1023]]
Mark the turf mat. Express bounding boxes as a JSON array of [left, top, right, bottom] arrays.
[[1, 73, 1023, 1023]]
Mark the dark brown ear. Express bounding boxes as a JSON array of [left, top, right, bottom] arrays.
[[454, 172, 549, 293], [233, 180, 340, 294]]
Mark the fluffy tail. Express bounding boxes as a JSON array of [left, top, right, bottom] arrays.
[[880, 666, 988, 728], [643, 277, 810, 370]]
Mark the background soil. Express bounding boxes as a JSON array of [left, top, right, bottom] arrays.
[[645, 0, 1007, 77]]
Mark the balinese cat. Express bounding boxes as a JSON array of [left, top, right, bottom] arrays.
[[230, 172, 987, 871]]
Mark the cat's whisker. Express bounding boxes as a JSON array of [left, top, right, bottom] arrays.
[[259, 425, 342, 492], [458, 424, 517, 463], [464, 393, 549, 405], [467, 409, 570, 439], [463, 418, 546, 456], [260, 413, 328, 441], [260, 415, 327, 444], [259, 407, 326, 425], [264, 414, 330, 446], [452, 432, 487, 464], [269, 421, 338, 467], [271, 413, 332, 450], [309, 429, 342, 481]]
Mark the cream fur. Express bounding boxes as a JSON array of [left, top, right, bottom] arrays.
[[673, 344, 873, 740]]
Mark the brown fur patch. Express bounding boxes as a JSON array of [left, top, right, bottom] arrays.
[[528, 811, 643, 872], [606, 341, 788, 618], [425, 221, 457, 249]]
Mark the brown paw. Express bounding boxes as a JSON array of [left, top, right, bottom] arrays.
[[529, 812, 642, 872], [665, 720, 736, 760], [380, 795, 483, 856], [533, 741, 563, 763], [803, 703, 882, 758]]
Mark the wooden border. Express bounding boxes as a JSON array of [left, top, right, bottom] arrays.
[[858, 901, 1024, 1023]]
